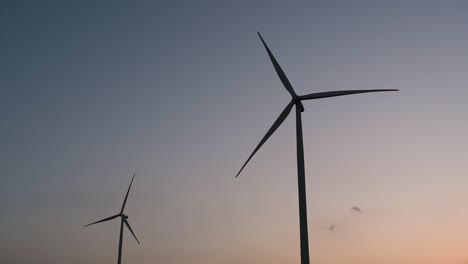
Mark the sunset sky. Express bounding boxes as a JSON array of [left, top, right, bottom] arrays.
[[2, 1, 468, 263]]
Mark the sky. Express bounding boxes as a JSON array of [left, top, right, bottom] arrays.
[[1, 0, 468, 263]]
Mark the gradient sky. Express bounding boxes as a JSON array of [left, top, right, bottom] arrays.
[[2, 1, 468, 263]]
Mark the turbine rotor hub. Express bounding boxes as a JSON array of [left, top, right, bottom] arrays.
[[294, 98, 305, 112]]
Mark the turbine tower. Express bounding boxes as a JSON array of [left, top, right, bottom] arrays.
[[84, 173, 140, 264], [236, 32, 398, 264]]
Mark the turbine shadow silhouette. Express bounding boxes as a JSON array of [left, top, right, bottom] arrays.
[[235, 32, 398, 264], [84, 173, 140, 264]]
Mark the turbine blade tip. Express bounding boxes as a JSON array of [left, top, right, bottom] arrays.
[[235, 168, 244, 178], [257, 31, 264, 40]]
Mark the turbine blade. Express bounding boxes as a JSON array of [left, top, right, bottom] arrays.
[[257, 31, 297, 98], [120, 173, 136, 214], [236, 100, 295, 177], [124, 219, 140, 245], [84, 214, 119, 227], [299, 89, 398, 100]]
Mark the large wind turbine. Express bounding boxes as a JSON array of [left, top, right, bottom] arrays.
[[84, 173, 140, 264], [236, 32, 397, 264]]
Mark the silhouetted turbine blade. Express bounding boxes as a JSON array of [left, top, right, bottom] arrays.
[[299, 89, 398, 101], [84, 214, 119, 227], [120, 173, 136, 214], [257, 31, 298, 98], [236, 100, 295, 178], [124, 219, 140, 245]]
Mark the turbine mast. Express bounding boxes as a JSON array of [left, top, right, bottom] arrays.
[[295, 103, 309, 264], [118, 217, 124, 264]]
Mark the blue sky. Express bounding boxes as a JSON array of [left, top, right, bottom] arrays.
[[2, 1, 468, 263]]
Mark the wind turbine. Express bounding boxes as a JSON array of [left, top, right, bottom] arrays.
[[236, 32, 398, 264], [84, 173, 140, 264]]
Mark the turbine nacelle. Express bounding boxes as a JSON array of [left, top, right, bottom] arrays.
[[294, 98, 305, 112]]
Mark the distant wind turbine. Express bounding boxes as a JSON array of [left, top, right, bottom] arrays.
[[236, 32, 398, 264], [84, 173, 140, 264]]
